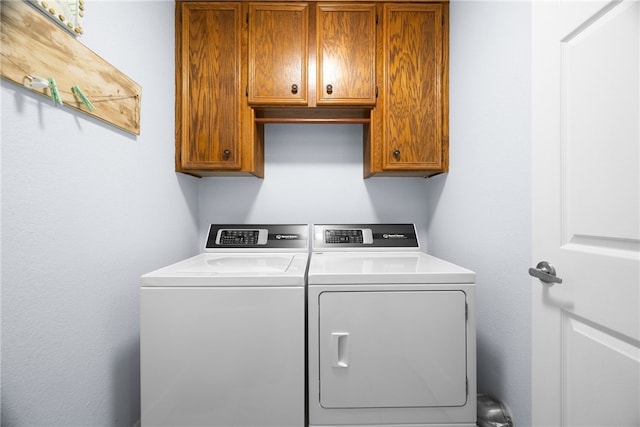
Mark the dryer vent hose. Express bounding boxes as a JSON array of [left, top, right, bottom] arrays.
[[477, 394, 514, 427]]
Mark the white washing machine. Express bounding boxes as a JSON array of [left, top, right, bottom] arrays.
[[140, 224, 308, 427], [307, 224, 477, 427]]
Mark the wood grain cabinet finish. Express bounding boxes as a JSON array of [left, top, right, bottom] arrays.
[[366, 2, 449, 177], [176, 2, 263, 177], [248, 3, 309, 105], [316, 3, 377, 106], [176, 1, 448, 178], [248, 2, 376, 107]]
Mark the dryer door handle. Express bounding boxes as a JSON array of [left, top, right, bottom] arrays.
[[331, 332, 350, 368]]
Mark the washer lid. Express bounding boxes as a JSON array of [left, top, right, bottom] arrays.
[[141, 253, 309, 287], [308, 252, 475, 284]]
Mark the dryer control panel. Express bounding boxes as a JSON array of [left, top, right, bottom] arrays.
[[324, 228, 373, 245], [313, 224, 419, 251]]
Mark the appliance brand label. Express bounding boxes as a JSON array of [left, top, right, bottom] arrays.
[[275, 234, 300, 240], [383, 233, 408, 239]]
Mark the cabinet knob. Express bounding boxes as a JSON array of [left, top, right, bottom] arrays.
[[223, 149, 231, 159], [326, 84, 333, 95], [291, 84, 298, 94], [393, 149, 401, 160]]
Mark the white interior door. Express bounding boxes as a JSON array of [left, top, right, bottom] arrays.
[[532, 1, 640, 426]]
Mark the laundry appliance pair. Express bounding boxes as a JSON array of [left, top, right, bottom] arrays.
[[140, 224, 476, 427]]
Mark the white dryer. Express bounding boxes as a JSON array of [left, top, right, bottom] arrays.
[[141, 224, 308, 427], [307, 224, 476, 427]]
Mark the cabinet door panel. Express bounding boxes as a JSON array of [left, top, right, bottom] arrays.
[[181, 3, 242, 170], [317, 3, 377, 105], [382, 4, 444, 171], [249, 3, 309, 105]]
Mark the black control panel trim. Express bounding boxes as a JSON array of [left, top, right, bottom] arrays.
[[313, 224, 419, 250], [205, 224, 308, 250]]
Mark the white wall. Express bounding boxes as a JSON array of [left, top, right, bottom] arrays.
[[200, 3, 534, 426], [1, 2, 199, 425], [2, 1, 533, 426], [198, 124, 431, 244], [427, 1, 532, 425], [200, 5, 534, 425]]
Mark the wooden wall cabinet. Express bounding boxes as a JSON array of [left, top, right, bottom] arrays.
[[176, 1, 448, 178], [315, 3, 377, 106], [248, 3, 309, 106], [247, 2, 377, 107], [176, 2, 263, 177], [365, 2, 449, 177]]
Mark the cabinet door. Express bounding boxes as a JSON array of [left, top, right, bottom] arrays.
[[179, 3, 243, 170], [379, 3, 446, 172], [248, 3, 309, 105], [318, 290, 468, 408], [316, 3, 377, 106]]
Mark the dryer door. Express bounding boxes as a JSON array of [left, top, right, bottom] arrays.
[[318, 290, 468, 408]]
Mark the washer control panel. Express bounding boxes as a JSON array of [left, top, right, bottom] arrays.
[[205, 224, 308, 251], [215, 229, 268, 246]]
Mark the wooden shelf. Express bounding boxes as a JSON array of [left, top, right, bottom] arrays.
[[254, 107, 371, 124], [254, 117, 370, 124]]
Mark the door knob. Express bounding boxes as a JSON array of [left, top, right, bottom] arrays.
[[291, 84, 298, 94], [223, 149, 231, 159], [326, 84, 333, 95], [529, 261, 563, 284], [393, 149, 401, 160]]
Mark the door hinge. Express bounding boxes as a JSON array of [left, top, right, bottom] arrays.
[[245, 85, 248, 97], [466, 377, 469, 396], [375, 86, 378, 98], [246, 12, 249, 24], [376, 14, 379, 25]]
